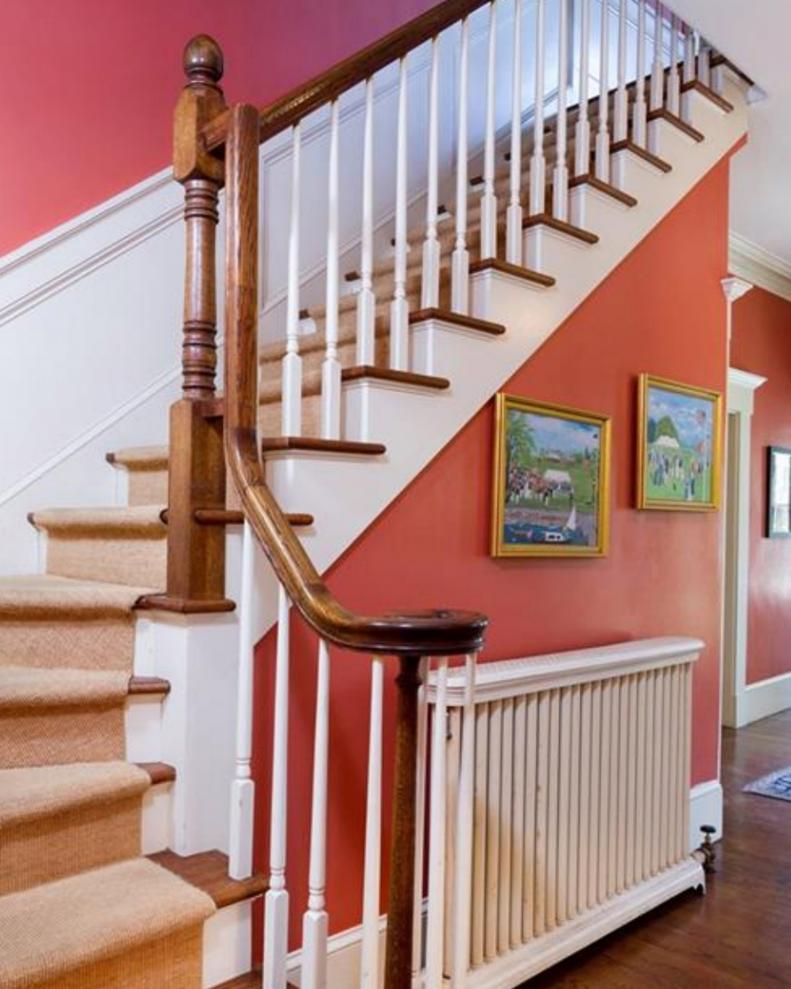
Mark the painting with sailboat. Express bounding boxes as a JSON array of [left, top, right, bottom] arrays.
[[491, 394, 611, 558]]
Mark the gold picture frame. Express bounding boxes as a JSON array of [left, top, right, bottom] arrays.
[[491, 393, 611, 558], [637, 373, 723, 511]]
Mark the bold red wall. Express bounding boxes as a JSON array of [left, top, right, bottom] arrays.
[[0, 0, 435, 256], [253, 157, 732, 946], [731, 288, 791, 685]]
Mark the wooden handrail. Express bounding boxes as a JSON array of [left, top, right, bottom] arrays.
[[202, 0, 491, 153], [223, 102, 487, 658]]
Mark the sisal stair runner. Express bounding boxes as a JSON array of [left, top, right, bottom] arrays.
[[0, 858, 215, 989]]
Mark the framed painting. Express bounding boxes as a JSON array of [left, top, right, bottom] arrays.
[[766, 446, 791, 538], [491, 393, 611, 558], [637, 374, 722, 511]]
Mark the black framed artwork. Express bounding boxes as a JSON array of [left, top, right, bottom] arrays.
[[767, 446, 791, 538]]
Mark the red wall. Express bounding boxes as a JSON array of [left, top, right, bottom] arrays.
[[0, 0, 435, 256], [731, 288, 791, 685], [253, 156, 732, 946]]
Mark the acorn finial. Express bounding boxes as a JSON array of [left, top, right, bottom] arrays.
[[183, 34, 224, 86]]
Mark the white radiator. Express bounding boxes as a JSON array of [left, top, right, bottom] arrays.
[[422, 637, 706, 989]]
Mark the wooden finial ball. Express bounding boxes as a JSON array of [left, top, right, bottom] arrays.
[[183, 35, 224, 85]]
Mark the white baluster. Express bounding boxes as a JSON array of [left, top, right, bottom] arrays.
[[595, 0, 611, 182], [321, 100, 341, 438], [613, 0, 628, 143], [574, 0, 591, 177], [263, 583, 291, 989], [425, 658, 449, 988], [452, 655, 476, 986], [698, 39, 711, 87], [302, 639, 331, 989], [481, 1, 498, 257], [422, 37, 441, 309], [552, 0, 569, 220], [283, 123, 302, 436], [529, 0, 546, 215], [632, 0, 647, 147], [229, 521, 255, 879], [506, 0, 523, 263], [360, 659, 384, 989], [650, 2, 665, 112], [452, 18, 470, 313], [391, 56, 410, 371], [411, 656, 430, 985], [667, 12, 680, 115], [683, 23, 696, 85], [356, 79, 376, 366]]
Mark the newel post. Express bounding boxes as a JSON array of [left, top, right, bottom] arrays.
[[147, 35, 233, 613], [384, 654, 422, 989]]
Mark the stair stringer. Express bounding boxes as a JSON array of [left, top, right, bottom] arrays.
[[248, 76, 747, 644]]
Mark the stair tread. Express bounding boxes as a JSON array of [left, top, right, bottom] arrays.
[[523, 213, 600, 243], [0, 574, 152, 618], [106, 446, 169, 470], [0, 761, 151, 825], [611, 139, 673, 173], [137, 761, 176, 785], [341, 364, 451, 389], [0, 857, 215, 988], [149, 849, 267, 909], [568, 173, 639, 206], [468, 259, 557, 288], [261, 437, 386, 456], [128, 675, 171, 696], [409, 307, 508, 335], [29, 505, 166, 535], [0, 665, 131, 708], [680, 78, 734, 112], [646, 107, 705, 142]]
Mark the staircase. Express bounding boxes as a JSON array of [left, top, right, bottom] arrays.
[[0, 0, 751, 987]]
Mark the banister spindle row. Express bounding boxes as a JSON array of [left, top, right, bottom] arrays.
[[391, 56, 410, 371], [574, 0, 591, 177], [529, 0, 546, 215], [552, 0, 569, 220], [633, 0, 647, 148], [451, 17, 470, 313], [481, 0, 498, 259], [506, 0, 523, 263], [422, 37, 442, 309], [595, 0, 610, 182], [356, 78, 376, 366]]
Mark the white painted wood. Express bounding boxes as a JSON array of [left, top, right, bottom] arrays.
[[522, 693, 538, 942], [589, 681, 602, 906], [615, 679, 628, 894], [302, 639, 331, 989], [426, 658, 449, 988], [533, 692, 549, 936], [356, 80, 376, 366], [390, 57, 410, 371], [444, 706, 461, 977], [229, 521, 255, 879], [283, 123, 303, 437], [598, 679, 612, 903], [421, 37, 442, 309], [411, 656, 430, 985], [566, 684, 581, 919], [529, 0, 547, 214], [595, 0, 611, 181], [481, 1, 499, 258], [698, 42, 711, 87], [689, 780, 723, 852], [471, 700, 489, 967], [683, 23, 696, 84], [450, 655, 476, 986], [202, 900, 253, 988], [557, 687, 572, 924], [577, 683, 592, 911], [263, 583, 291, 989], [506, 0, 524, 262], [650, 1, 665, 111], [321, 100, 342, 440], [509, 694, 526, 948], [360, 658, 383, 989], [632, 0, 648, 147], [634, 672, 648, 883], [574, 0, 592, 177], [497, 697, 514, 951], [667, 13, 680, 115], [484, 699, 502, 959], [614, 0, 629, 143], [625, 675, 638, 888], [552, 0, 570, 220], [140, 781, 173, 855], [451, 17, 471, 314]]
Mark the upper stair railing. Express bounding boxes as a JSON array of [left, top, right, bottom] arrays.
[[163, 2, 732, 987]]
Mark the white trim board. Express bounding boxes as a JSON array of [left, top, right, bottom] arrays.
[[739, 672, 791, 726], [729, 232, 791, 303], [689, 779, 723, 851]]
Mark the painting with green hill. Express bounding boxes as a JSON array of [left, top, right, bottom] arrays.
[[637, 374, 722, 511], [491, 394, 610, 558]]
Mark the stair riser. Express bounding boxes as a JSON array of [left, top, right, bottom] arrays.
[[1, 704, 125, 769], [44, 533, 166, 588], [203, 900, 253, 988], [1, 794, 143, 895], [0, 618, 136, 670], [126, 469, 168, 507]]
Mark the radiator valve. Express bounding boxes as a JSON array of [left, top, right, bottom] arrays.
[[698, 824, 717, 873]]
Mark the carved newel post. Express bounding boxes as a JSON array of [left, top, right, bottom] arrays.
[[146, 36, 233, 613]]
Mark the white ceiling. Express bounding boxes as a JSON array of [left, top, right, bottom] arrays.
[[675, 0, 791, 266]]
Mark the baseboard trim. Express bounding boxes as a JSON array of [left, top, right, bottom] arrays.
[[740, 672, 791, 726], [689, 779, 723, 850]]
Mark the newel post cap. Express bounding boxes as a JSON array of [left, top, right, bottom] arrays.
[[183, 34, 224, 86]]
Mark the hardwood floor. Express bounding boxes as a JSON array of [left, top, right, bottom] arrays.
[[523, 709, 791, 987]]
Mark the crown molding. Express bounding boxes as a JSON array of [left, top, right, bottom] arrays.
[[729, 232, 791, 303]]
